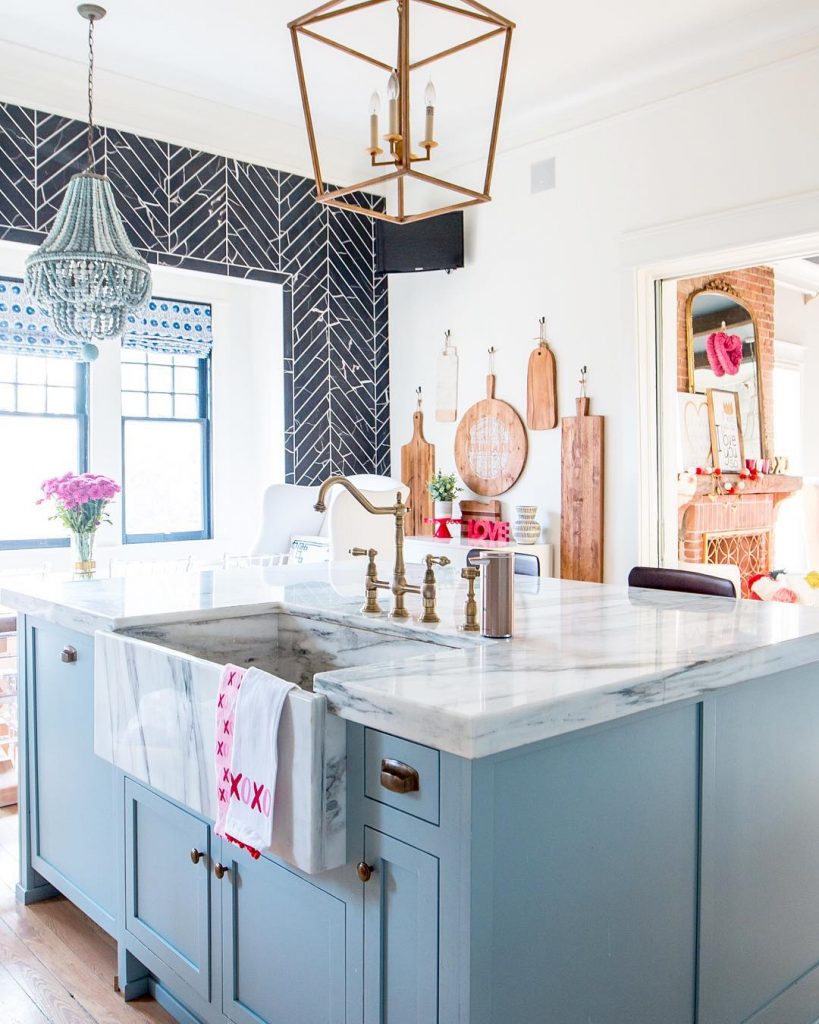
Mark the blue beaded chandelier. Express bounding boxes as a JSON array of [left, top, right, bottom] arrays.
[[25, 4, 151, 360]]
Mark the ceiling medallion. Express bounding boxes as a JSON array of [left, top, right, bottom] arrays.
[[289, 0, 515, 224], [25, 4, 151, 359]]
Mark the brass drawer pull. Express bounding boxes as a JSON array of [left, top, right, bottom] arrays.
[[357, 861, 373, 883], [214, 862, 229, 880], [190, 848, 203, 865], [61, 645, 78, 663], [380, 758, 419, 794]]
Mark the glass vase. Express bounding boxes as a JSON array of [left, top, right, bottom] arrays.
[[70, 530, 97, 580]]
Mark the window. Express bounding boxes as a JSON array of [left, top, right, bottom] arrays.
[[121, 350, 212, 543], [0, 355, 88, 548]]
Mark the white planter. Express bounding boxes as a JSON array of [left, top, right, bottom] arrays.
[[512, 505, 541, 545], [434, 500, 453, 519]]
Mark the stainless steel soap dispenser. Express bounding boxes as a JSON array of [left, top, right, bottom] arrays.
[[468, 549, 515, 639]]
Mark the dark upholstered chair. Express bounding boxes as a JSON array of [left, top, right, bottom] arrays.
[[627, 566, 737, 599], [467, 549, 540, 577]]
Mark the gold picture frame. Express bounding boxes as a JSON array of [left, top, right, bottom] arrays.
[[706, 388, 745, 473]]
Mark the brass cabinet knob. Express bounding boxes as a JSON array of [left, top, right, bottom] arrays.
[[214, 862, 229, 880], [380, 758, 420, 794], [60, 645, 78, 663], [356, 861, 373, 883], [190, 848, 203, 865]]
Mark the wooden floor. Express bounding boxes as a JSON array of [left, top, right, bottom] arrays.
[[0, 805, 174, 1024]]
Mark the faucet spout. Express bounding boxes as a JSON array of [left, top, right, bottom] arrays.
[[314, 475, 400, 516]]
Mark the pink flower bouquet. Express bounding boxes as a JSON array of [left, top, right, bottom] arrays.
[[38, 473, 120, 577]]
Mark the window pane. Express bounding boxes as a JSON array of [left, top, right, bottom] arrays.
[[0, 355, 16, 383], [173, 366, 200, 394], [123, 419, 205, 536], [150, 352, 175, 366], [122, 392, 147, 417], [0, 384, 14, 411], [149, 393, 173, 418], [173, 354, 200, 368], [148, 364, 173, 393], [17, 384, 46, 413], [174, 395, 199, 419], [122, 350, 147, 365], [47, 387, 75, 414], [121, 363, 146, 391], [16, 357, 47, 385], [47, 360, 76, 386], [0, 415, 80, 542]]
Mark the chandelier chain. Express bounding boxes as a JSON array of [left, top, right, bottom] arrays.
[[87, 12, 95, 169]]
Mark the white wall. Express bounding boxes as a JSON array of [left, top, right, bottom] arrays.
[[388, 48, 819, 583], [0, 242, 283, 573], [775, 285, 819, 478]]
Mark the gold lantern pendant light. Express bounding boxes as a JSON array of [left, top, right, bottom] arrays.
[[25, 4, 152, 360], [289, 0, 515, 224]]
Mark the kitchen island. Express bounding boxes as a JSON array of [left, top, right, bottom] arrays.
[[4, 563, 819, 1024]]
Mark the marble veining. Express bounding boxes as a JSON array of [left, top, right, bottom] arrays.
[[6, 564, 819, 759]]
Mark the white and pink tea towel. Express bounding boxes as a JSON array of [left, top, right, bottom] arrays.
[[214, 663, 295, 859]]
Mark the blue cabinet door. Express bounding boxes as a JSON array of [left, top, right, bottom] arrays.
[[699, 670, 819, 1023], [363, 828, 439, 1024], [220, 844, 349, 1024], [124, 779, 214, 1003], [27, 622, 115, 933]]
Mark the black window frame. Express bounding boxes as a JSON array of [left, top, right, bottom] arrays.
[[120, 350, 213, 545]]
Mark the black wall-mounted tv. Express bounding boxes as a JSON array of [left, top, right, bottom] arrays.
[[375, 211, 464, 274]]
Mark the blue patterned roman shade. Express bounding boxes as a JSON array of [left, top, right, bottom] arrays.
[[0, 277, 83, 359], [123, 298, 213, 358]]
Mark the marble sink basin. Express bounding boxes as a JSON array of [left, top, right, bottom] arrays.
[[116, 608, 454, 690], [94, 609, 459, 874]]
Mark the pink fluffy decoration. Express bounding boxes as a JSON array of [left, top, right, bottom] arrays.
[[706, 331, 743, 376]]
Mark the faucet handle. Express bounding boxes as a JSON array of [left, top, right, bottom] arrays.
[[460, 566, 480, 632], [350, 547, 382, 615], [425, 554, 451, 570]]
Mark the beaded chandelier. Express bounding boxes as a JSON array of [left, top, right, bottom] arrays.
[[25, 5, 151, 358]]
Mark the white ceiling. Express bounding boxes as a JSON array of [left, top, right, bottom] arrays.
[[1, 0, 817, 178]]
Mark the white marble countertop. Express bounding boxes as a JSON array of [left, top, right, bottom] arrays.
[[4, 564, 819, 757]]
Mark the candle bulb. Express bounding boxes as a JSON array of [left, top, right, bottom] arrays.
[[424, 79, 436, 146], [387, 71, 399, 138], [369, 91, 380, 151]]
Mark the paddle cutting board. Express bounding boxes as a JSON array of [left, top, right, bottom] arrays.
[[560, 398, 604, 582], [455, 374, 527, 496], [527, 342, 557, 429], [435, 346, 459, 423], [401, 410, 435, 536]]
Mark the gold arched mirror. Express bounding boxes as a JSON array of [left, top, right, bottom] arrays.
[[686, 282, 765, 460]]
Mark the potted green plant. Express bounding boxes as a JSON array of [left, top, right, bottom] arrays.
[[428, 469, 462, 520]]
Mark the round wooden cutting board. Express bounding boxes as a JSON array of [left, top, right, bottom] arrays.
[[455, 373, 527, 496]]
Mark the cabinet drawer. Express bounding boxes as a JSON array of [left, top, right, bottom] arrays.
[[364, 729, 439, 825], [125, 780, 213, 1001]]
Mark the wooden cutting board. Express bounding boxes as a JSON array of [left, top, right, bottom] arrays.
[[455, 373, 527, 496], [527, 342, 557, 429], [560, 398, 604, 582], [435, 346, 459, 423], [401, 409, 435, 536]]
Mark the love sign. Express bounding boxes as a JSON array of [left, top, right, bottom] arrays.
[[466, 518, 510, 542]]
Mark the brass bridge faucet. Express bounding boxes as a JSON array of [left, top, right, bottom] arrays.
[[315, 476, 449, 621]]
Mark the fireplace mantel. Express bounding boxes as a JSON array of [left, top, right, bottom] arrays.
[[678, 474, 802, 596]]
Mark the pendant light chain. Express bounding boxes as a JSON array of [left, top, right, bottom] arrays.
[[86, 12, 96, 170]]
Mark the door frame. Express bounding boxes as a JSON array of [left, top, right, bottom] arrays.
[[620, 188, 819, 567]]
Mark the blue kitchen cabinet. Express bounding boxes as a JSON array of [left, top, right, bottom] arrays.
[[362, 828, 439, 1024], [125, 779, 214, 1004], [220, 843, 356, 1024], [18, 618, 116, 934], [121, 775, 362, 1024]]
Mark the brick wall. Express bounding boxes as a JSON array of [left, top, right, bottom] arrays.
[[677, 266, 774, 456]]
